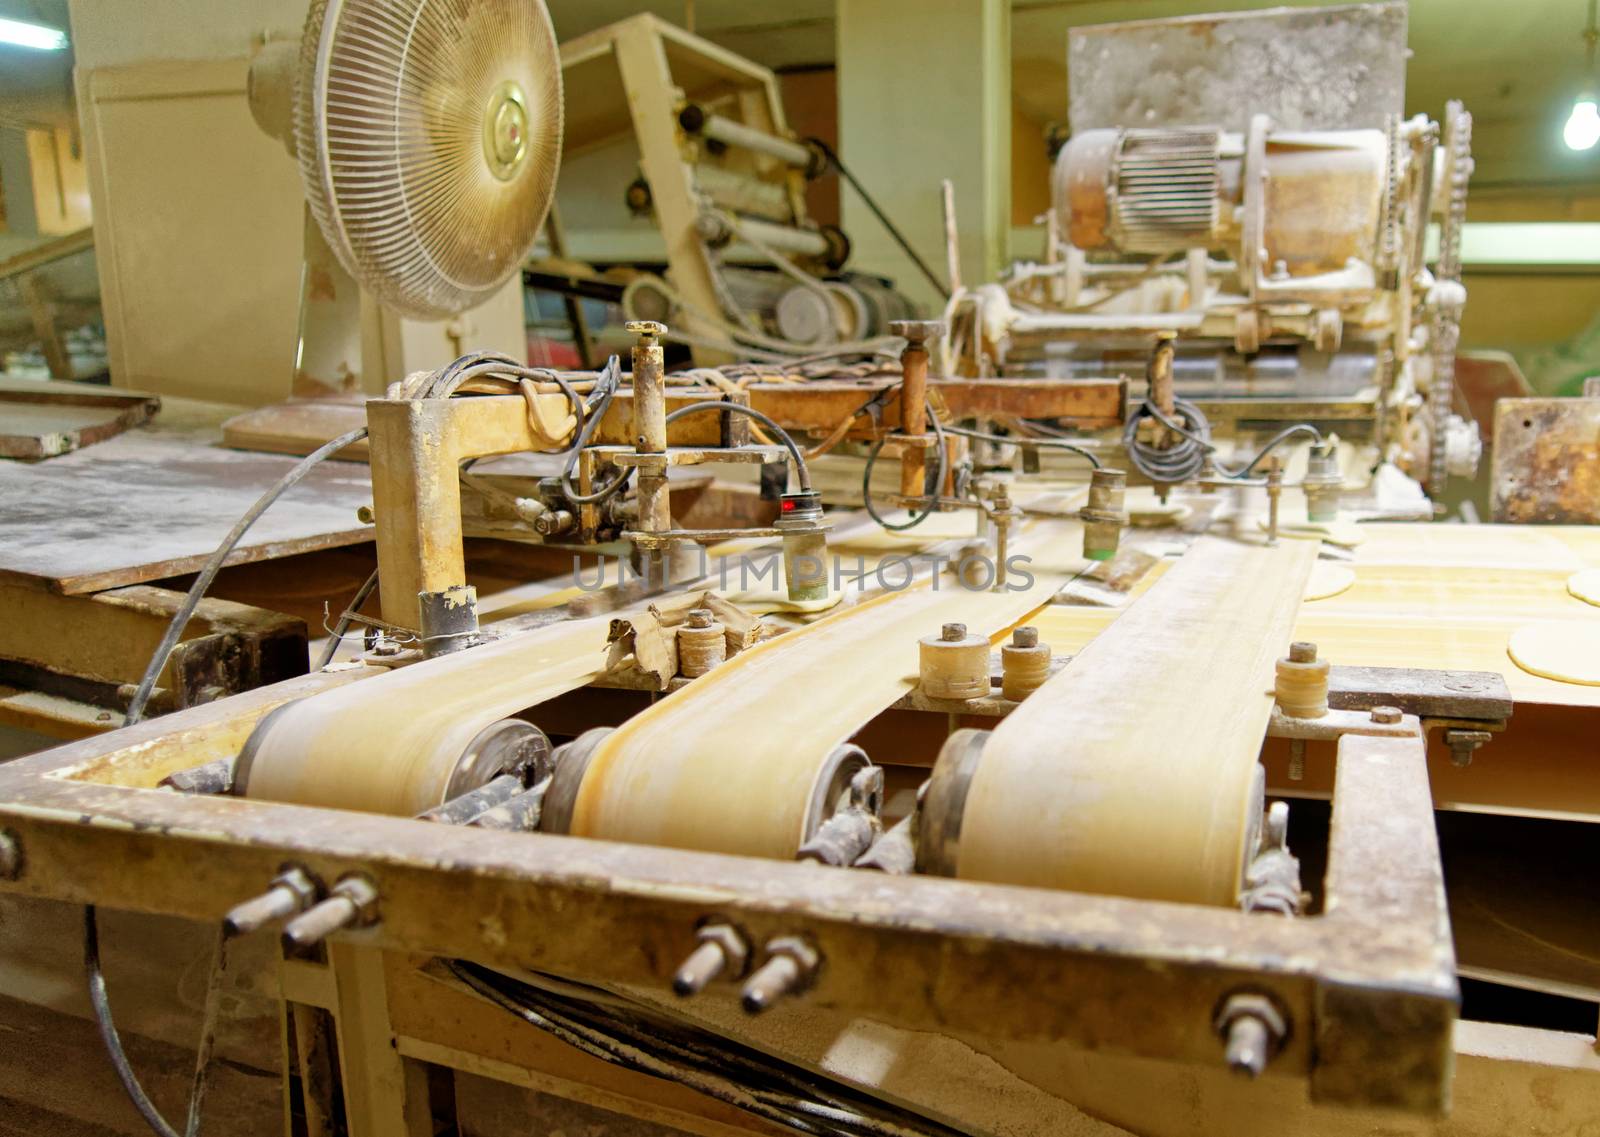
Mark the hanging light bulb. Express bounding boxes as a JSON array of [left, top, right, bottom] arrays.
[[1570, 0, 1600, 151], [1566, 95, 1600, 150]]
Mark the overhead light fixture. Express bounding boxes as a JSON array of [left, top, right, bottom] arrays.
[[0, 15, 68, 51], [1568, 0, 1600, 151], [1566, 97, 1600, 151]]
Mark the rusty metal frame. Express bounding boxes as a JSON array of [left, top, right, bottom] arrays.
[[369, 377, 1122, 627], [0, 667, 1455, 1113]]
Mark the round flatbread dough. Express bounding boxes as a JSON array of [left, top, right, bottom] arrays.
[[1567, 569, 1600, 607], [1303, 562, 1356, 602], [1129, 502, 1192, 528], [1507, 622, 1600, 686], [1258, 517, 1366, 548]]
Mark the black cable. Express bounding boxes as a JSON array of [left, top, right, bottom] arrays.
[[447, 961, 964, 1137], [861, 411, 948, 532], [314, 567, 380, 671], [1121, 396, 1212, 484], [447, 963, 829, 1136], [662, 401, 813, 492], [1122, 396, 1324, 485], [1222, 422, 1327, 478], [559, 355, 634, 506], [85, 907, 181, 1137], [941, 422, 1101, 470], [808, 138, 950, 301], [124, 426, 370, 726]]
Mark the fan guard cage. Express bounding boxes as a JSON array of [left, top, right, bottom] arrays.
[[296, 0, 562, 320]]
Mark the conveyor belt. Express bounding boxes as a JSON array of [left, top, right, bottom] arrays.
[[944, 535, 1317, 905], [237, 616, 616, 815], [565, 523, 1081, 860]]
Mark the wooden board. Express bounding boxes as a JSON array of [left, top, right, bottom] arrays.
[[0, 399, 373, 594], [0, 378, 159, 459]]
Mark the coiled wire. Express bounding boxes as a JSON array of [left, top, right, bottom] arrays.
[[1123, 397, 1324, 485]]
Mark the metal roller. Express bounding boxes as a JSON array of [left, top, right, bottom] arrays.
[[233, 616, 613, 815]]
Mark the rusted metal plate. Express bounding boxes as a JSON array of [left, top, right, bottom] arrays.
[[1069, 2, 1407, 133], [746, 378, 1126, 434], [1490, 398, 1600, 524]]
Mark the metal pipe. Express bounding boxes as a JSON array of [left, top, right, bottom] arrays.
[[892, 320, 942, 497], [628, 321, 671, 550], [679, 104, 820, 174], [695, 211, 832, 260]]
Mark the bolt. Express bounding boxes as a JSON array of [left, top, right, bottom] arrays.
[[741, 936, 821, 1015], [356, 504, 375, 524], [281, 875, 379, 955], [1287, 641, 1317, 663], [0, 829, 21, 881], [889, 319, 945, 348], [223, 866, 319, 938], [687, 608, 715, 629], [1226, 1014, 1273, 1076], [941, 622, 967, 642], [625, 320, 666, 341], [1370, 705, 1403, 724], [672, 922, 751, 997], [1011, 626, 1039, 649], [1445, 728, 1493, 768], [1214, 992, 1288, 1079]]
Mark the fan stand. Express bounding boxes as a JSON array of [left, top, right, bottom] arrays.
[[220, 209, 378, 457]]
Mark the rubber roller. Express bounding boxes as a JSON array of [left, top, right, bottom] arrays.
[[917, 729, 1266, 906], [232, 616, 613, 816], [236, 711, 549, 816], [545, 727, 872, 861]]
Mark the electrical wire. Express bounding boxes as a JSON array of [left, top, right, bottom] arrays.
[[1122, 396, 1324, 485], [315, 567, 380, 670], [559, 355, 634, 506], [85, 906, 180, 1137], [123, 425, 370, 726], [445, 961, 966, 1137], [662, 401, 813, 491], [861, 410, 948, 531], [941, 423, 1101, 470]]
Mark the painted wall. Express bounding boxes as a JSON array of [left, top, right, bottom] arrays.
[[837, 0, 1010, 309]]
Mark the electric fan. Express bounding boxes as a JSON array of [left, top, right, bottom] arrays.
[[240, 0, 562, 416]]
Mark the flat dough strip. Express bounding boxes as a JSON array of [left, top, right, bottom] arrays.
[[571, 524, 1080, 860], [1507, 622, 1600, 687], [241, 615, 617, 815], [954, 535, 1317, 906]]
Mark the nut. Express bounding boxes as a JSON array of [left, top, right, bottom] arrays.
[[1369, 705, 1403, 724], [941, 622, 967, 642], [1214, 992, 1289, 1078]]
